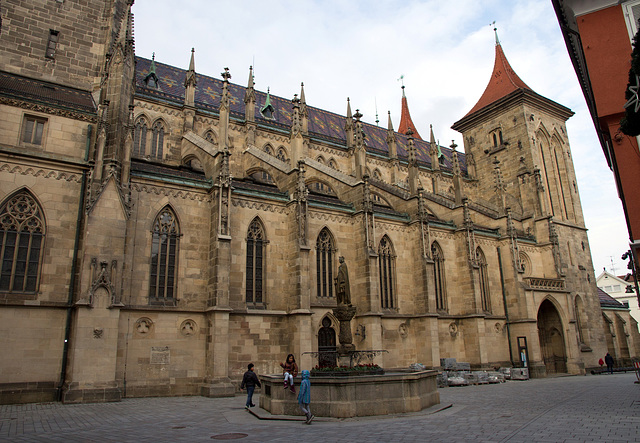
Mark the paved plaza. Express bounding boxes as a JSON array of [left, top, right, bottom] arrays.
[[1, 372, 639, 442]]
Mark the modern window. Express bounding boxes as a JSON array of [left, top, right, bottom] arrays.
[[379, 235, 396, 309], [22, 116, 47, 146], [623, 1, 640, 43], [0, 190, 45, 293], [149, 206, 179, 304], [432, 242, 447, 311], [246, 218, 266, 307], [316, 228, 334, 299]]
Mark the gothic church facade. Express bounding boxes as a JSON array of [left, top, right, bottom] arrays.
[[0, 0, 632, 404]]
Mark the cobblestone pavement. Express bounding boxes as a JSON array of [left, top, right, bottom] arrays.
[[1, 372, 639, 442]]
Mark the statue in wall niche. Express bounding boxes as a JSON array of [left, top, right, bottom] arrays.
[[333, 256, 356, 358], [335, 256, 352, 307]]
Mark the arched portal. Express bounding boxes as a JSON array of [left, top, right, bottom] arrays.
[[318, 316, 337, 367], [537, 299, 567, 374]]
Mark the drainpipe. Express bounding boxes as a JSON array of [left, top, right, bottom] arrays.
[[497, 247, 515, 366], [57, 124, 91, 401]]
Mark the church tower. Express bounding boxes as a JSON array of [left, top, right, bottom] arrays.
[[452, 30, 583, 225], [453, 30, 606, 376]]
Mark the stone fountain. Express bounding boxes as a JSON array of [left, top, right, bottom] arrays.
[[259, 257, 440, 417]]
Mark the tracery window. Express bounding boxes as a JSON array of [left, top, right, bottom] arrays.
[[575, 295, 588, 345], [379, 235, 396, 309], [432, 242, 447, 311], [308, 181, 336, 196], [276, 148, 287, 163], [476, 247, 491, 312], [246, 218, 266, 307], [316, 228, 334, 298], [490, 128, 504, 148], [133, 118, 148, 157], [204, 131, 216, 144], [149, 206, 179, 304], [133, 118, 166, 160], [0, 190, 45, 293], [151, 121, 165, 160]]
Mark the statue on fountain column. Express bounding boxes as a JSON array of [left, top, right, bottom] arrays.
[[335, 256, 352, 307], [333, 256, 356, 357]]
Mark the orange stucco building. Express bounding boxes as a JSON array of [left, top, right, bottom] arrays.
[[554, 0, 640, 271]]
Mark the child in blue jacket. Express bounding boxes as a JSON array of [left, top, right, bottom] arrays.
[[297, 370, 314, 424]]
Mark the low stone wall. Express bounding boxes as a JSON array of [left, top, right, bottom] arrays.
[[260, 370, 439, 418]]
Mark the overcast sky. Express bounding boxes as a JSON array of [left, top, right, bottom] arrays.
[[132, 0, 630, 277]]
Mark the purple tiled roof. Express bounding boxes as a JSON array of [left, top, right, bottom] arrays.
[[0, 71, 96, 113], [135, 57, 466, 174]]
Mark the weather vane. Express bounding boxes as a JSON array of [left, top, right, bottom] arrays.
[[490, 21, 500, 44], [397, 75, 404, 88]]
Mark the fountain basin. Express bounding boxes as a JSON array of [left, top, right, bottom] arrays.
[[259, 370, 439, 418]]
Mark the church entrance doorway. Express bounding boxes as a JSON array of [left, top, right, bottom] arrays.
[[318, 316, 337, 368], [537, 299, 567, 374]]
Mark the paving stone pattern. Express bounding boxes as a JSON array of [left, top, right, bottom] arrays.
[[1, 373, 639, 442]]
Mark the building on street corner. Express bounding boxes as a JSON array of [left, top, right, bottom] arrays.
[[0, 0, 636, 404]]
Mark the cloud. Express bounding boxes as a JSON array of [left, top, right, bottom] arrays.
[[132, 0, 630, 274]]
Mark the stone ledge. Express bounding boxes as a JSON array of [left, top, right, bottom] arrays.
[[259, 370, 439, 418], [0, 381, 58, 405]]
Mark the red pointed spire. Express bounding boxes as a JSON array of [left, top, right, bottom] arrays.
[[398, 86, 422, 140], [463, 38, 532, 118]]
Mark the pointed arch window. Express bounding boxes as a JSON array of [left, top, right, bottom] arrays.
[[476, 247, 491, 312], [246, 218, 266, 307], [133, 118, 148, 157], [149, 206, 179, 304], [151, 121, 165, 160], [432, 242, 447, 311], [379, 236, 396, 309], [575, 295, 589, 346], [316, 228, 334, 299], [0, 190, 45, 294], [276, 148, 287, 163], [204, 131, 215, 143]]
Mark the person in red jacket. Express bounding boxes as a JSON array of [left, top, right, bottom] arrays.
[[280, 354, 298, 393]]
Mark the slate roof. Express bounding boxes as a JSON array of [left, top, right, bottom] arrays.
[[0, 70, 96, 114], [134, 57, 467, 175], [598, 288, 627, 309]]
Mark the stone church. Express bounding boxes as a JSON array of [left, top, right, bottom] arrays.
[[1, 0, 636, 404]]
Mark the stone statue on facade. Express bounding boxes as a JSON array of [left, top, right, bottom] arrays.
[[335, 256, 352, 307], [333, 256, 356, 358]]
